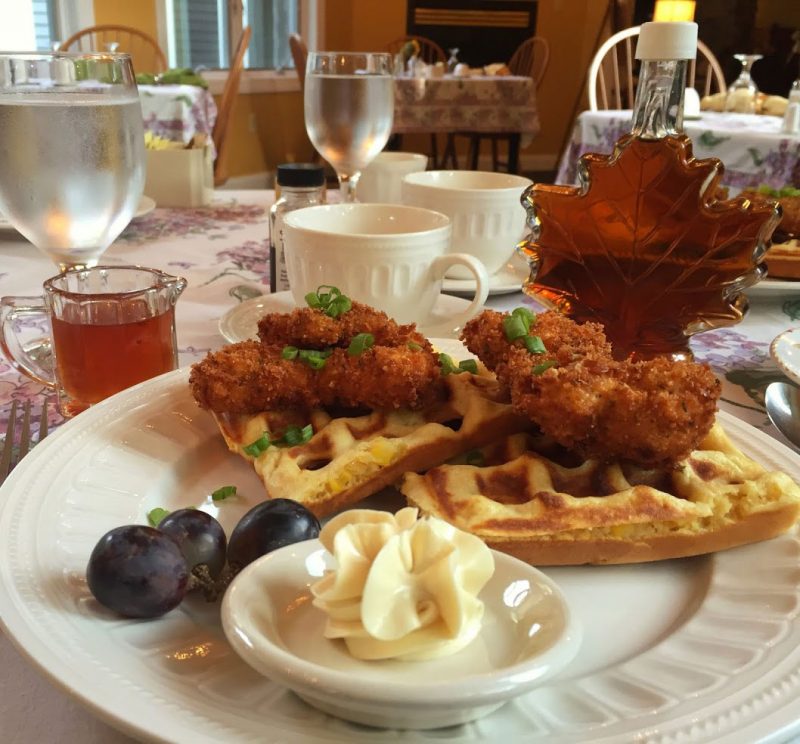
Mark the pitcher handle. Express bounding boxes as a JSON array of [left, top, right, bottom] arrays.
[[425, 253, 490, 337], [0, 296, 55, 387]]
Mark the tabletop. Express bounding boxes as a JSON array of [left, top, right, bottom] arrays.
[[393, 74, 540, 145], [1, 189, 800, 741], [138, 84, 218, 147], [556, 109, 800, 191]]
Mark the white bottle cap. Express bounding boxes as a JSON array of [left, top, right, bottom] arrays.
[[635, 22, 698, 60]]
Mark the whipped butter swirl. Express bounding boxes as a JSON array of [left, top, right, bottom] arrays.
[[310, 507, 494, 661]]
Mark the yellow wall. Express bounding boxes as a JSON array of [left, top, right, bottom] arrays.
[[94, 0, 610, 177]]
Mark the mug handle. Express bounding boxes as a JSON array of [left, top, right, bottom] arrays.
[[0, 296, 55, 387], [424, 253, 490, 337]]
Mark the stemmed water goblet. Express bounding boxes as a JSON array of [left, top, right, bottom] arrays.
[[0, 52, 145, 271], [304, 52, 394, 203], [724, 54, 763, 114]]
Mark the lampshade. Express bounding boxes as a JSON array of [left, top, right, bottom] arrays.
[[653, 0, 696, 22]]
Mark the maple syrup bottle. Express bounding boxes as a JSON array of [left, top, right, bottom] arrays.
[[520, 22, 780, 361]]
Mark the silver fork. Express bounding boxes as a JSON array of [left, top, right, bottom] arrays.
[[0, 399, 49, 485]]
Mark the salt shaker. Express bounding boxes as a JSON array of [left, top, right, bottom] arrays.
[[269, 163, 326, 293]]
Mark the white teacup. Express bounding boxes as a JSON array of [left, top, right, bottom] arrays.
[[357, 152, 428, 204], [282, 204, 489, 334], [401, 170, 533, 279]]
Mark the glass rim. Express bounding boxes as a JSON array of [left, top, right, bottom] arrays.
[[43, 265, 186, 299], [306, 51, 392, 60], [0, 51, 133, 62]]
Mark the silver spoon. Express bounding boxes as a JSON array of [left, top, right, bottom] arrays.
[[765, 381, 800, 448]]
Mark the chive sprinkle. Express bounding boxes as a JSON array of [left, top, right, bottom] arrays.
[[305, 285, 352, 318], [281, 345, 299, 360], [211, 485, 237, 501], [532, 360, 558, 376], [243, 432, 271, 457], [523, 335, 546, 354], [147, 507, 170, 527], [348, 332, 375, 356], [407, 341, 422, 351], [458, 359, 478, 374]]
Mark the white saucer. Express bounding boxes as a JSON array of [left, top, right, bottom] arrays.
[[221, 539, 581, 730], [443, 257, 528, 296], [218, 291, 477, 342], [771, 328, 800, 385], [746, 278, 800, 298], [0, 195, 156, 232]]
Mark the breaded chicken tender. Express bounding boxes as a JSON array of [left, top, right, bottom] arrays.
[[461, 309, 720, 467], [257, 301, 424, 349], [190, 340, 444, 414]]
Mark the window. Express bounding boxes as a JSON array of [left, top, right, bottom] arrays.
[[3, 0, 92, 51], [32, 0, 59, 50], [163, 0, 316, 71]]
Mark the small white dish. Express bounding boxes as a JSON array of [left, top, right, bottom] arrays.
[[444, 255, 529, 296], [221, 539, 581, 730], [218, 290, 477, 343], [771, 328, 800, 385], [747, 278, 800, 298]]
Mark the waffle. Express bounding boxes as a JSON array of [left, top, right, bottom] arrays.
[[401, 423, 800, 565], [212, 370, 531, 517]]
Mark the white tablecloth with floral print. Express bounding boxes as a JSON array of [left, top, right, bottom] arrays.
[[1, 189, 800, 741], [556, 110, 800, 193], [138, 84, 217, 146]]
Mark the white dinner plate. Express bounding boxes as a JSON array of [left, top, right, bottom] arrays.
[[746, 278, 800, 298], [218, 291, 477, 342], [0, 195, 156, 233], [770, 328, 800, 385], [3, 339, 800, 743], [443, 256, 528, 297]]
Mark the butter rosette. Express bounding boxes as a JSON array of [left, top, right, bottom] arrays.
[[310, 507, 495, 661]]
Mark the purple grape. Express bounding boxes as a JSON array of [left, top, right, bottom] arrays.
[[158, 509, 227, 578], [86, 525, 189, 618], [227, 499, 320, 571]]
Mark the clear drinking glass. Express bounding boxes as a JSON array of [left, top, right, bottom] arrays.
[[0, 53, 145, 271], [304, 52, 394, 202], [724, 54, 763, 113]]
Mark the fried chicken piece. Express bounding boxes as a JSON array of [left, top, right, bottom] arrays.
[[506, 353, 720, 467], [461, 309, 720, 467], [189, 340, 322, 413], [190, 340, 444, 414], [257, 301, 423, 349], [461, 309, 612, 368]]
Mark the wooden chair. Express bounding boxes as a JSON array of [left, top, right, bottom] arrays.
[[289, 33, 308, 89], [463, 36, 551, 174], [59, 25, 167, 74], [588, 25, 726, 111], [212, 26, 252, 187], [385, 35, 446, 65]]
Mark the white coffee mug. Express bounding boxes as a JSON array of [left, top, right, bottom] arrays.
[[283, 204, 489, 336], [401, 170, 532, 279], [357, 152, 428, 204]]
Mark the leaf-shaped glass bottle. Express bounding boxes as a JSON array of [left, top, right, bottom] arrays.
[[518, 22, 780, 361]]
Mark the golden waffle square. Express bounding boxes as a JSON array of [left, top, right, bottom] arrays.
[[402, 422, 800, 565], [212, 370, 532, 517]]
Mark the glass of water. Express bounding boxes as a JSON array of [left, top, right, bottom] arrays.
[[304, 52, 394, 202], [0, 53, 145, 271]]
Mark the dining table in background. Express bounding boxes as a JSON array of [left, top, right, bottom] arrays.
[[392, 74, 540, 173], [556, 109, 800, 192], [1, 189, 800, 741], [138, 83, 218, 148]]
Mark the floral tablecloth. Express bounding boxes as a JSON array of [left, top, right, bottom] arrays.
[[138, 83, 218, 146], [393, 75, 540, 146], [556, 110, 800, 192], [1, 189, 800, 741]]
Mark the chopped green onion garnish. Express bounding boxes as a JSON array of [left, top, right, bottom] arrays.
[[305, 285, 352, 318], [297, 348, 333, 370], [348, 332, 375, 356], [407, 341, 422, 351], [458, 359, 478, 374], [532, 360, 558, 376], [281, 345, 299, 360], [147, 507, 170, 527], [523, 335, 546, 354], [243, 432, 271, 456], [465, 450, 485, 466], [279, 424, 313, 446], [503, 313, 529, 341], [211, 485, 237, 501]]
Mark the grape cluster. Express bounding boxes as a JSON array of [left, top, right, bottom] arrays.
[[86, 498, 321, 618]]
